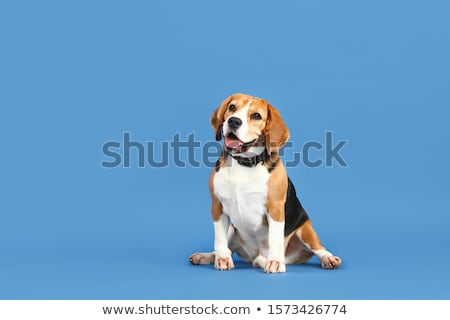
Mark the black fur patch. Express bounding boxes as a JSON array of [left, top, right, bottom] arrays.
[[215, 159, 221, 172], [267, 158, 279, 173], [215, 151, 229, 172], [284, 177, 309, 236]]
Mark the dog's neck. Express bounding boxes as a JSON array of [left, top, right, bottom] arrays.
[[227, 149, 269, 168]]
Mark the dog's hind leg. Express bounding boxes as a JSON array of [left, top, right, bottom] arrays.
[[297, 220, 342, 269]]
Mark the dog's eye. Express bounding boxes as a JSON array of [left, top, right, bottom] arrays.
[[251, 113, 262, 120], [228, 104, 236, 112]]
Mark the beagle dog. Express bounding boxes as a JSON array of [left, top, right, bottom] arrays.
[[190, 93, 342, 273]]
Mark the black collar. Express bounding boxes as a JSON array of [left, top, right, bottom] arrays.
[[228, 150, 269, 168]]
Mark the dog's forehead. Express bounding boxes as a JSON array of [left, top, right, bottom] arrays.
[[229, 95, 250, 107], [231, 95, 267, 111]]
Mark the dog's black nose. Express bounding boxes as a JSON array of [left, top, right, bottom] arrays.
[[228, 117, 242, 129]]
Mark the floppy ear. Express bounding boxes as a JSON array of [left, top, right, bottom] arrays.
[[264, 103, 290, 154], [210, 95, 233, 141]]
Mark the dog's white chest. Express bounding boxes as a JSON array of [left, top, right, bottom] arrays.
[[213, 160, 270, 232]]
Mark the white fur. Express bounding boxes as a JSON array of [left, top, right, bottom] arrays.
[[213, 156, 270, 261], [267, 216, 285, 263], [213, 215, 232, 258], [311, 248, 333, 260], [235, 146, 266, 158]]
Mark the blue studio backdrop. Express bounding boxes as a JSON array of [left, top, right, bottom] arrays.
[[1, 0, 449, 299]]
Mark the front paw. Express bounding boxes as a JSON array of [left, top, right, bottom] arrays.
[[189, 252, 215, 265], [215, 256, 235, 270], [264, 260, 286, 273]]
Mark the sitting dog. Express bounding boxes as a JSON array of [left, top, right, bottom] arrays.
[[190, 93, 342, 273]]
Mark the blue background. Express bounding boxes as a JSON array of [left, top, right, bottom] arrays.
[[1, 0, 449, 299]]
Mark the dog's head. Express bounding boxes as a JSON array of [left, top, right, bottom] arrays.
[[211, 93, 290, 155]]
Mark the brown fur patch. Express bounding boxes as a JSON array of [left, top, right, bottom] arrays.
[[266, 160, 288, 222], [264, 105, 290, 155], [209, 169, 223, 222], [298, 220, 324, 250], [261, 215, 268, 226]]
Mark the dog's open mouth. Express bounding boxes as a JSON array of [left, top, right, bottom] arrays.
[[224, 133, 256, 154]]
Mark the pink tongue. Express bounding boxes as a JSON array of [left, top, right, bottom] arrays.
[[225, 135, 242, 149]]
